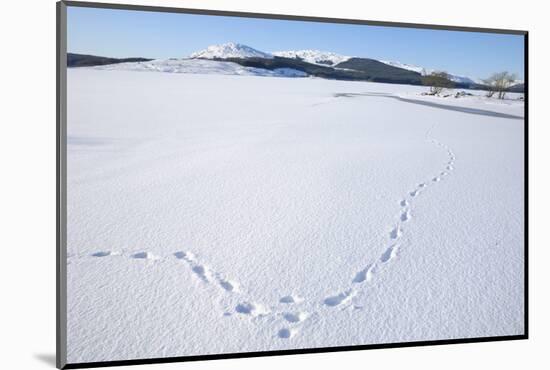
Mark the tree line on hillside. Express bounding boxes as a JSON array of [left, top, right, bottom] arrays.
[[67, 53, 153, 67], [421, 70, 520, 99]]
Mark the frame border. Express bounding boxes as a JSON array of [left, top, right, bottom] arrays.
[[57, 1, 68, 369], [56, 1, 528, 369]]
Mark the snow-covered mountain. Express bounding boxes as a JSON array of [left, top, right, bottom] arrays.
[[190, 42, 273, 59], [272, 50, 350, 66]]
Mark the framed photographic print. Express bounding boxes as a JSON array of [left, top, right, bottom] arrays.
[[56, 1, 528, 368]]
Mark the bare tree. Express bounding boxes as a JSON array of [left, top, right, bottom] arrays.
[[422, 71, 455, 95], [484, 88, 496, 98], [482, 72, 517, 99]]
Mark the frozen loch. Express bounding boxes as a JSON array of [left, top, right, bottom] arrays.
[[66, 68, 525, 363]]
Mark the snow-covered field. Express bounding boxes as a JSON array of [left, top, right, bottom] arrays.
[[66, 68, 524, 364]]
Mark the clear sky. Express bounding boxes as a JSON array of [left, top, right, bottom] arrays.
[[67, 6, 525, 80]]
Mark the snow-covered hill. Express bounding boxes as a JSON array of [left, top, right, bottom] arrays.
[[448, 75, 476, 85], [190, 42, 273, 59], [94, 58, 306, 77], [272, 50, 350, 66], [380, 60, 477, 85], [379, 60, 431, 75], [511, 79, 524, 86]]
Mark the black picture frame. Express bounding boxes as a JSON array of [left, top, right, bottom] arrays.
[[56, 1, 528, 368]]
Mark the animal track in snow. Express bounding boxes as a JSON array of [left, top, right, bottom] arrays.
[[174, 251, 240, 293], [219, 279, 239, 292], [323, 290, 356, 307], [410, 189, 420, 197], [380, 244, 399, 263], [131, 251, 159, 260], [174, 252, 212, 282], [191, 264, 213, 282], [280, 295, 304, 304], [81, 123, 457, 341], [277, 328, 297, 339], [282, 312, 308, 323], [353, 264, 376, 283], [174, 251, 195, 262], [174, 251, 277, 330], [390, 226, 402, 239], [327, 125, 455, 316], [235, 302, 270, 316], [91, 251, 118, 257]]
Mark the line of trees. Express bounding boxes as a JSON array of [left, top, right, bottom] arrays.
[[421, 70, 518, 100]]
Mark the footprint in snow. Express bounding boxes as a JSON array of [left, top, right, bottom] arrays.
[[278, 328, 297, 339], [323, 290, 356, 307], [174, 251, 195, 262], [218, 278, 239, 292], [390, 226, 402, 239], [352, 264, 376, 283], [191, 264, 213, 282], [91, 251, 117, 257], [131, 251, 159, 260], [400, 210, 411, 222], [280, 295, 304, 304], [282, 312, 308, 323], [235, 302, 269, 316], [174, 251, 239, 292], [410, 189, 420, 197], [380, 245, 399, 263]]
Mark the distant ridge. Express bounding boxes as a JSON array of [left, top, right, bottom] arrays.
[[66, 44, 523, 92], [272, 50, 350, 66], [67, 53, 152, 67]]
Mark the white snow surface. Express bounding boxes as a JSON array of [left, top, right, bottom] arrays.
[[273, 50, 350, 66], [190, 42, 273, 59], [93, 58, 307, 77], [67, 69, 525, 363]]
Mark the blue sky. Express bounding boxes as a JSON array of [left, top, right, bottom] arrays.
[[67, 6, 524, 80]]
